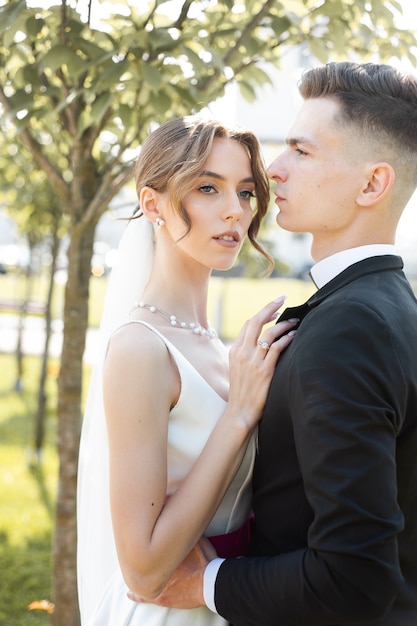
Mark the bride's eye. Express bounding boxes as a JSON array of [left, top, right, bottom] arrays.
[[198, 184, 217, 194], [239, 189, 256, 199]]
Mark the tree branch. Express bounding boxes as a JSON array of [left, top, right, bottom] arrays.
[[174, 0, 193, 29], [0, 86, 70, 204], [199, 0, 277, 93], [78, 162, 136, 232]]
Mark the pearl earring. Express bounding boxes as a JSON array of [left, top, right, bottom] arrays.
[[155, 217, 165, 228]]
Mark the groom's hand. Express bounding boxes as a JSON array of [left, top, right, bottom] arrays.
[[127, 537, 216, 609]]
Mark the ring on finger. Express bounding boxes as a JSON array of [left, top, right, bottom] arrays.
[[257, 340, 270, 351]]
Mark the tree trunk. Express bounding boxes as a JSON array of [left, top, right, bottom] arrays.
[[14, 254, 33, 392], [34, 225, 60, 462], [52, 222, 96, 626]]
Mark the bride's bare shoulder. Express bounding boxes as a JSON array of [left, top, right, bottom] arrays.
[[106, 321, 169, 366]]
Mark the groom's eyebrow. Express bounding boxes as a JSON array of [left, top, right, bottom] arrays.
[[287, 136, 318, 150]]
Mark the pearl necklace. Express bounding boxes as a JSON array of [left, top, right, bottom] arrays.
[[131, 301, 217, 339]]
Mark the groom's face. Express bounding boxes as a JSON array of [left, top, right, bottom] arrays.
[[267, 97, 367, 254]]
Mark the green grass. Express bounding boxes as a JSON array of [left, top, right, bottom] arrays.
[[0, 354, 58, 626]]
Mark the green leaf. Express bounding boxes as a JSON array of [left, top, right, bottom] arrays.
[[243, 36, 263, 57], [0, 0, 26, 33], [73, 48, 115, 77], [65, 18, 85, 37], [8, 88, 35, 114], [329, 20, 352, 55], [26, 15, 45, 38], [120, 29, 149, 51], [308, 38, 329, 64], [237, 80, 257, 103], [38, 44, 83, 75], [117, 104, 133, 129], [1, 10, 28, 47], [149, 90, 172, 115], [170, 84, 199, 107], [147, 28, 177, 52], [76, 110, 91, 137], [90, 92, 113, 125], [25, 64, 42, 88], [95, 58, 130, 91], [270, 14, 292, 37], [180, 45, 209, 76], [75, 38, 110, 61], [242, 64, 273, 89], [317, 1, 346, 18], [13, 65, 42, 90], [141, 62, 163, 90]]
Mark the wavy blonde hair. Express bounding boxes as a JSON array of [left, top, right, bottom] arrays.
[[134, 115, 273, 271]]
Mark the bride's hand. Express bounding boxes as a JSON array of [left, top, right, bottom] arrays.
[[227, 296, 297, 430]]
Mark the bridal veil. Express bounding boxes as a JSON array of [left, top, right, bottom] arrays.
[[77, 215, 154, 624]]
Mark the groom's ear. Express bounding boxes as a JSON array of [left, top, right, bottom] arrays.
[[140, 186, 164, 223], [356, 162, 395, 207]]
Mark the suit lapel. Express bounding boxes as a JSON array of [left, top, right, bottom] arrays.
[[277, 302, 311, 325], [277, 255, 403, 328]]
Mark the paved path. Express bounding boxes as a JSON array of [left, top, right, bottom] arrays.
[[0, 314, 98, 364]]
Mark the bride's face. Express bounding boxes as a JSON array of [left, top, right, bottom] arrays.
[[163, 137, 256, 272]]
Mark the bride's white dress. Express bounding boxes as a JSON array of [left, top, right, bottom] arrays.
[[78, 321, 256, 626]]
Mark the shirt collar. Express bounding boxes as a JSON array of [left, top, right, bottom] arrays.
[[310, 245, 396, 289]]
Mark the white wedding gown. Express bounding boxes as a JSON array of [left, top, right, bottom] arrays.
[[78, 321, 256, 626]]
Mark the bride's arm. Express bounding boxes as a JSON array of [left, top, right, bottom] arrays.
[[104, 298, 296, 600]]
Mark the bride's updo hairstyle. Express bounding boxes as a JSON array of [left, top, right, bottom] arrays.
[[134, 115, 273, 270]]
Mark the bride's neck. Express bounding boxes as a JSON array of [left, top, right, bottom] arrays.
[[141, 279, 210, 326]]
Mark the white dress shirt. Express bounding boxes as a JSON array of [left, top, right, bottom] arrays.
[[203, 244, 397, 613]]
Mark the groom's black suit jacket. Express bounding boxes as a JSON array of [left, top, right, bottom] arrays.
[[215, 256, 417, 626]]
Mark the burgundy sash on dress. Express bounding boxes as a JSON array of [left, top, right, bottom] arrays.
[[207, 514, 254, 558]]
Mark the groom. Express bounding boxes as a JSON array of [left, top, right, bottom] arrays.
[[133, 61, 417, 624]]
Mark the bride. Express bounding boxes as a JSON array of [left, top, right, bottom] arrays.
[[77, 116, 297, 625]]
